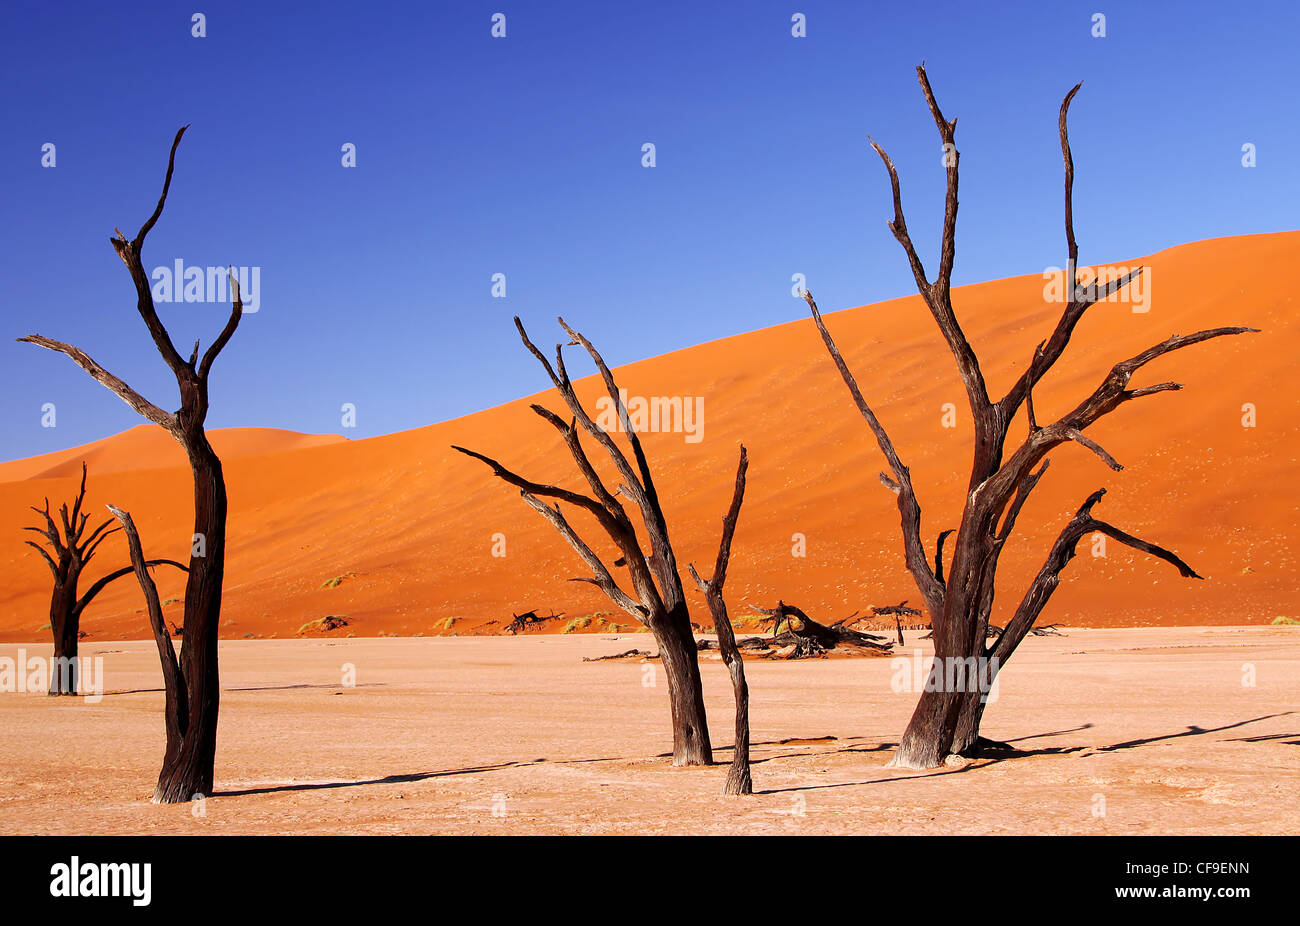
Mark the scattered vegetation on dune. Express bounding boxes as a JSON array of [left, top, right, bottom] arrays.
[[298, 615, 351, 634], [320, 573, 355, 589]]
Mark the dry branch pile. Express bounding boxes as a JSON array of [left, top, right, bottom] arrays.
[[503, 610, 563, 634], [735, 601, 896, 658], [582, 648, 655, 662]]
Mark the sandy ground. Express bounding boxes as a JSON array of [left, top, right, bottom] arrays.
[[0, 626, 1295, 835]]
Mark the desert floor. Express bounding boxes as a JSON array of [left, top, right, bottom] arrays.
[[1, 626, 1296, 835]]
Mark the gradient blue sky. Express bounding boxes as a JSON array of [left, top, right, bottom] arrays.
[[2, 0, 1296, 460]]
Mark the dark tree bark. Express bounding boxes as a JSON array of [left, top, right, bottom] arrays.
[[504, 610, 562, 634], [805, 66, 1256, 768], [689, 446, 753, 794], [454, 317, 719, 766], [19, 126, 245, 801], [750, 601, 894, 655], [24, 462, 185, 695], [107, 505, 188, 772]]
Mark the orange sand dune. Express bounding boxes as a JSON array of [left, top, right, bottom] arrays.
[[1, 232, 1295, 642], [0, 426, 347, 482]]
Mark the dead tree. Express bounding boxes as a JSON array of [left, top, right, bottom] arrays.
[[505, 610, 562, 634], [107, 505, 188, 780], [870, 601, 923, 646], [24, 462, 186, 694], [805, 66, 1256, 769], [751, 601, 894, 656], [19, 126, 246, 801], [454, 317, 715, 766], [688, 446, 753, 795]]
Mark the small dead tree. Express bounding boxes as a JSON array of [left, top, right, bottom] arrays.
[[108, 505, 188, 779], [454, 317, 716, 766], [870, 601, 923, 645], [505, 610, 563, 634], [688, 446, 752, 795], [805, 66, 1256, 768], [19, 126, 245, 801], [24, 462, 186, 694]]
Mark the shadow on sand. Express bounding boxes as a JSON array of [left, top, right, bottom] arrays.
[[202, 711, 1292, 799], [95, 682, 386, 697]]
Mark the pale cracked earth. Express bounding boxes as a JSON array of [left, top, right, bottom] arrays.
[[0, 627, 1295, 835]]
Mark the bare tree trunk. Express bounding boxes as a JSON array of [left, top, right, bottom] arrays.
[[47, 582, 78, 696], [893, 689, 961, 769], [892, 604, 993, 766], [689, 446, 752, 793], [652, 604, 713, 767], [892, 529, 998, 767], [154, 444, 226, 802], [717, 647, 751, 793], [951, 688, 991, 755], [109, 504, 188, 778]]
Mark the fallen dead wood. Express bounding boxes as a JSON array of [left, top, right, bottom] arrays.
[[582, 648, 656, 662], [504, 610, 563, 634], [1026, 623, 1066, 637], [746, 601, 895, 658], [921, 622, 1066, 640]]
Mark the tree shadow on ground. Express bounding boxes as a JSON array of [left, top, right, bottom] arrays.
[[1089, 711, 1294, 753], [211, 713, 1296, 799], [755, 761, 988, 795], [755, 714, 1295, 792], [1225, 732, 1300, 746], [95, 682, 386, 697], [216, 760, 548, 796]]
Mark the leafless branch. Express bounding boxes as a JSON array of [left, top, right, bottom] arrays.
[[15, 336, 177, 432], [520, 494, 645, 620], [803, 289, 943, 618], [991, 489, 1202, 661]]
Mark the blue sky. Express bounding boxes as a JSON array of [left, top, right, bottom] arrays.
[[2, 0, 1295, 460]]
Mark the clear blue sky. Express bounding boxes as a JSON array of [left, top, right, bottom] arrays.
[[2, 0, 1295, 460]]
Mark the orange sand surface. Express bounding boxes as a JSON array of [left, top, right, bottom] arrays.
[[1, 232, 1295, 642], [0, 629, 1294, 835]]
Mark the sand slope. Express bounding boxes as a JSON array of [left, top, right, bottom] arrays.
[[0, 426, 347, 482], [0, 232, 1295, 641]]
